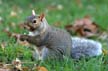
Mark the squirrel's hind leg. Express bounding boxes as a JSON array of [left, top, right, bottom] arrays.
[[32, 46, 48, 61]]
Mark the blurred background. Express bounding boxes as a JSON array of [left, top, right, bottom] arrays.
[[0, 1, 108, 70], [0, 0, 108, 27], [0, 0, 108, 41]]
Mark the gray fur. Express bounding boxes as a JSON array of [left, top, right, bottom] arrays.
[[20, 16, 72, 60], [32, 37, 102, 60], [71, 37, 102, 59], [20, 14, 102, 60]]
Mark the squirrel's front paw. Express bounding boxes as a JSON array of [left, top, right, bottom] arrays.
[[12, 34, 28, 41], [19, 35, 28, 41]]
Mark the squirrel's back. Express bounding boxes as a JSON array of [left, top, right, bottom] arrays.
[[47, 26, 72, 46]]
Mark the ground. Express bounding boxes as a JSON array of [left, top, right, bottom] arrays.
[[0, 0, 108, 71]]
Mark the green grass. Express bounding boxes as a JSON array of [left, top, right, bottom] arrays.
[[0, 0, 108, 71]]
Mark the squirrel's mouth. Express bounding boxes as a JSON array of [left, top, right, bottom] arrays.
[[28, 26, 36, 31], [26, 25, 36, 32], [23, 22, 36, 32]]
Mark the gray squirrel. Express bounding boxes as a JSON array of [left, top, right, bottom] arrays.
[[16, 10, 102, 60]]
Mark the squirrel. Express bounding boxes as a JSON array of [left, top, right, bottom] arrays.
[[14, 10, 102, 60], [17, 10, 72, 60]]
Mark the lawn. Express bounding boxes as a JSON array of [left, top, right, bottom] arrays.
[[0, 0, 108, 71]]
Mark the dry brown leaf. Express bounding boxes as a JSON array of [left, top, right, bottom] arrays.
[[0, 68, 11, 71], [0, 63, 13, 71], [72, 15, 92, 30], [0, 63, 4, 68], [65, 16, 99, 37], [3, 64, 13, 69], [33, 66, 48, 71], [12, 58, 22, 71], [65, 25, 74, 32]]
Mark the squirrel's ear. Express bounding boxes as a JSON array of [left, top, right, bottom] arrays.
[[39, 13, 45, 21], [32, 10, 36, 16]]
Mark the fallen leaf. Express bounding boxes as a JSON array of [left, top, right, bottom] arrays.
[[73, 15, 92, 29], [10, 22, 16, 28], [0, 42, 7, 51], [57, 4, 63, 10], [0, 63, 12, 71], [12, 58, 22, 71], [0, 68, 10, 71], [22, 67, 29, 71], [65, 15, 100, 37], [10, 11, 17, 17], [3, 64, 13, 69], [0, 63, 3, 68], [65, 25, 74, 32], [33, 66, 48, 71]]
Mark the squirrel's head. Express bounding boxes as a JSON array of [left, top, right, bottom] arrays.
[[24, 10, 45, 32]]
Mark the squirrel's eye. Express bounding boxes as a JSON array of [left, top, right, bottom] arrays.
[[33, 20, 36, 23]]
